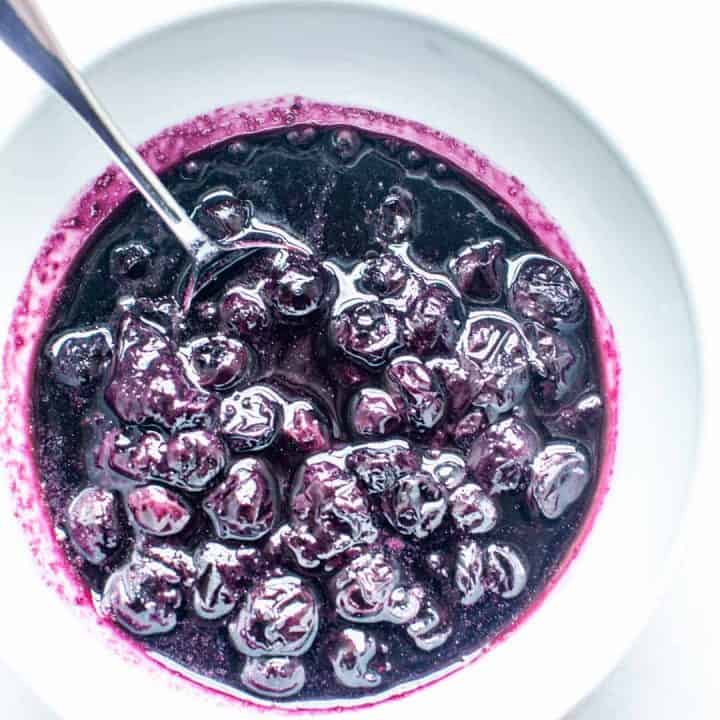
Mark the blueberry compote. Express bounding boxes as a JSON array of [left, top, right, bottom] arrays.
[[34, 124, 606, 704]]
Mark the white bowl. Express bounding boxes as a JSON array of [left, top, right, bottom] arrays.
[[0, 3, 701, 720]]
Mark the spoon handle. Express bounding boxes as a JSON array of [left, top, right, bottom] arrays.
[[0, 0, 207, 256]]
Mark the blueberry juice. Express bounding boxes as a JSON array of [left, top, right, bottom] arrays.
[[9, 98, 618, 706]]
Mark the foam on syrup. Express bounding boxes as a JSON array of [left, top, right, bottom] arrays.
[[0, 96, 619, 713]]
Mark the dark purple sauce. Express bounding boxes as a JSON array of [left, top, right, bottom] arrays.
[[29, 117, 609, 705]]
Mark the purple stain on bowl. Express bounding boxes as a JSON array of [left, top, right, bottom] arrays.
[[0, 96, 619, 711]]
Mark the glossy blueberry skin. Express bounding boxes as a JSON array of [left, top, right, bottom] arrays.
[[359, 254, 409, 296], [330, 301, 403, 369], [203, 457, 277, 541], [458, 311, 530, 418], [382, 471, 449, 539], [384, 355, 446, 433], [349, 388, 404, 437], [105, 315, 216, 431], [449, 238, 506, 303], [241, 657, 306, 698], [229, 575, 319, 657], [528, 442, 590, 519], [126, 485, 191, 537], [508, 254, 585, 330], [192, 542, 261, 620], [66, 487, 121, 564], [285, 457, 377, 568], [468, 417, 541, 494], [181, 334, 252, 390], [219, 386, 283, 453], [99, 554, 183, 636], [220, 285, 270, 338]]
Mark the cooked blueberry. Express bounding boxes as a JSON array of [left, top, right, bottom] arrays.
[[219, 284, 270, 338], [100, 428, 167, 482], [543, 391, 604, 439], [66, 487, 121, 564], [136, 543, 196, 586], [226, 139, 249, 158], [165, 430, 226, 491], [330, 301, 403, 369], [100, 553, 183, 635], [382, 471, 448, 539], [192, 190, 250, 240], [404, 285, 464, 356], [34, 119, 608, 701], [375, 187, 415, 242], [106, 315, 215, 430], [422, 449, 468, 492], [454, 539, 484, 606], [384, 356, 446, 432], [359, 254, 409, 297], [329, 551, 421, 624], [525, 322, 585, 409], [483, 543, 528, 599], [229, 575, 319, 656], [406, 596, 452, 651], [508, 255, 585, 329], [219, 385, 282, 452], [529, 442, 590, 519], [265, 257, 326, 320], [282, 400, 331, 453], [346, 440, 420, 493], [180, 334, 252, 390], [425, 551, 451, 581], [110, 241, 153, 281], [451, 410, 489, 451], [47, 327, 113, 387], [459, 311, 530, 417], [468, 417, 540, 494], [449, 483, 499, 534], [286, 458, 377, 568], [449, 238, 506, 303], [426, 355, 481, 418], [349, 388, 404, 437], [331, 128, 362, 160], [126, 485, 191, 537], [193, 542, 261, 620], [287, 126, 318, 147], [328, 628, 385, 688], [203, 457, 276, 540], [241, 657, 306, 698]]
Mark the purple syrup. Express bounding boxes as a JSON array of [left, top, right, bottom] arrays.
[[28, 117, 611, 705]]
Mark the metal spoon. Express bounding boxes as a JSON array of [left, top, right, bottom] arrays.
[[0, 0, 310, 305]]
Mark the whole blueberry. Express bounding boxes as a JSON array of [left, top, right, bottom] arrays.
[[458, 311, 530, 417], [467, 417, 540, 494], [219, 385, 282, 453], [330, 301, 403, 369], [384, 355, 446, 432], [220, 284, 270, 338], [229, 575, 319, 656], [449, 238, 506, 303], [404, 285, 464, 357]]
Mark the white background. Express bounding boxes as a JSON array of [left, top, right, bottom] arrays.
[[0, 0, 718, 717]]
